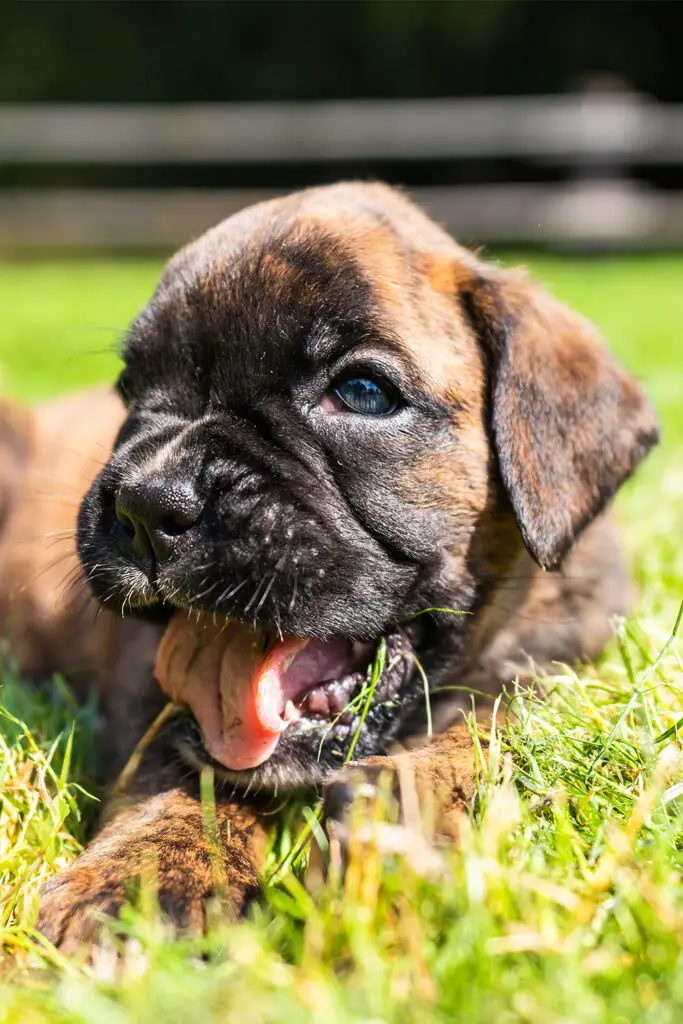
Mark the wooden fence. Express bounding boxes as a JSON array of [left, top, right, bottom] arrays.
[[2, 92, 683, 250]]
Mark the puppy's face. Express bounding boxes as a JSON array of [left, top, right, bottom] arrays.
[[77, 183, 658, 788]]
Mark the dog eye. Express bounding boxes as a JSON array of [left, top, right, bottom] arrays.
[[333, 376, 398, 415]]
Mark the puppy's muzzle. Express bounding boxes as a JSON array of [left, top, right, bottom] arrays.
[[114, 476, 204, 567]]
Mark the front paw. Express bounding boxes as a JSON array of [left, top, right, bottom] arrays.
[[35, 790, 263, 953], [318, 728, 480, 881], [36, 852, 212, 953], [37, 863, 137, 953], [319, 761, 445, 881]]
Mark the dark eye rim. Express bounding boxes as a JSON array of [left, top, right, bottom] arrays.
[[115, 368, 132, 405], [332, 373, 401, 416]]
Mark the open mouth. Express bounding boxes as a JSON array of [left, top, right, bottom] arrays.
[[154, 612, 421, 772]]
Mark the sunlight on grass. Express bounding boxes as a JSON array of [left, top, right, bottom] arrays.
[[0, 260, 162, 401], [0, 254, 682, 1021], [0, 667, 99, 954], [1, 605, 682, 1021]]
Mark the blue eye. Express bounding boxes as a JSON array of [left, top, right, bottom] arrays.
[[334, 376, 397, 415]]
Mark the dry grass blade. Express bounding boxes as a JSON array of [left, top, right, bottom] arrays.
[[112, 702, 183, 795]]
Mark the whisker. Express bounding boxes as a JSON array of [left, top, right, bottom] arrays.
[[273, 604, 283, 642], [254, 573, 276, 616], [20, 550, 77, 591], [27, 473, 87, 496], [59, 446, 108, 467], [244, 576, 268, 615], [21, 494, 81, 508], [56, 563, 86, 594], [288, 573, 299, 613], [189, 580, 220, 605], [8, 532, 76, 553], [216, 578, 248, 606]]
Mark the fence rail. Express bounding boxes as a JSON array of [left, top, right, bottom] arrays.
[[3, 95, 683, 163], [2, 93, 683, 249], [0, 182, 676, 250]]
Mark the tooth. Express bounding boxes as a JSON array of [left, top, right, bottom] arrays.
[[327, 688, 345, 716], [306, 689, 330, 716], [283, 700, 299, 722]]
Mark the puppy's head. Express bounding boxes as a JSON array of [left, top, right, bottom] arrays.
[[77, 183, 658, 788]]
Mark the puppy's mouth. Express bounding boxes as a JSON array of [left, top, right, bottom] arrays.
[[154, 612, 419, 772]]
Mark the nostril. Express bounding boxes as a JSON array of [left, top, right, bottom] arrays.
[[112, 482, 203, 563], [115, 507, 136, 539], [158, 513, 194, 537], [114, 499, 154, 560]]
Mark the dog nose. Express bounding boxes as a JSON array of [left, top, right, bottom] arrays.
[[114, 479, 203, 563]]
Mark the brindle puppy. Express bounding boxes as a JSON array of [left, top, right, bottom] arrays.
[[0, 183, 657, 949]]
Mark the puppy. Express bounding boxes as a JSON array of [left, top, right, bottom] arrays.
[[0, 388, 164, 753], [1, 183, 657, 948]]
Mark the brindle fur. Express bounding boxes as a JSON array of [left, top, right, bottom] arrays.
[[0, 182, 657, 949]]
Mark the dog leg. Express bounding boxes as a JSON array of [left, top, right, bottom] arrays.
[[318, 722, 481, 876], [36, 751, 268, 953]]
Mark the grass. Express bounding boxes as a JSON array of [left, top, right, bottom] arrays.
[[1, 253, 682, 1021]]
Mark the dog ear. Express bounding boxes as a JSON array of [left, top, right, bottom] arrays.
[[461, 268, 659, 570], [0, 399, 32, 531]]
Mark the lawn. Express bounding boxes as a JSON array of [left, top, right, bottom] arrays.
[[0, 253, 682, 1023]]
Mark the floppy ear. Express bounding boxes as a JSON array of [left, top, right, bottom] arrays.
[[461, 268, 659, 570], [0, 399, 31, 531]]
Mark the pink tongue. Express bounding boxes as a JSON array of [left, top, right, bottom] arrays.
[[154, 613, 355, 771]]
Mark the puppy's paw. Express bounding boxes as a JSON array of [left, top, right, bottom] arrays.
[[316, 727, 481, 884], [36, 790, 264, 954], [318, 760, 445, 883], [37, 864, 136, 954], [36, 854, 212, 954], [322, 762, 394, 846]]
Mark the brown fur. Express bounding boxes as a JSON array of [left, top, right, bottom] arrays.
[[0, 388, 123, 689], [0, 182, 657, 949]]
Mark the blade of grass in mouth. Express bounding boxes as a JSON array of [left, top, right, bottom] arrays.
[[315, 613, 459, 763], [406, 606, 470, 738], [345, 636, 387, 763], [315, 637, 388, 763]]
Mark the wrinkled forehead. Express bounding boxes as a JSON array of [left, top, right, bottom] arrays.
[[124, 192, 479, 398]]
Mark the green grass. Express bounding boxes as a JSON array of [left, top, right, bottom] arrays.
[[1, 254, 682, 1022], [0, 260, 161, 401]]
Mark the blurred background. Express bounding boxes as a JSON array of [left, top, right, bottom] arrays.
[[6, 0, 683, 252], [0, 0, 682, 423]]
